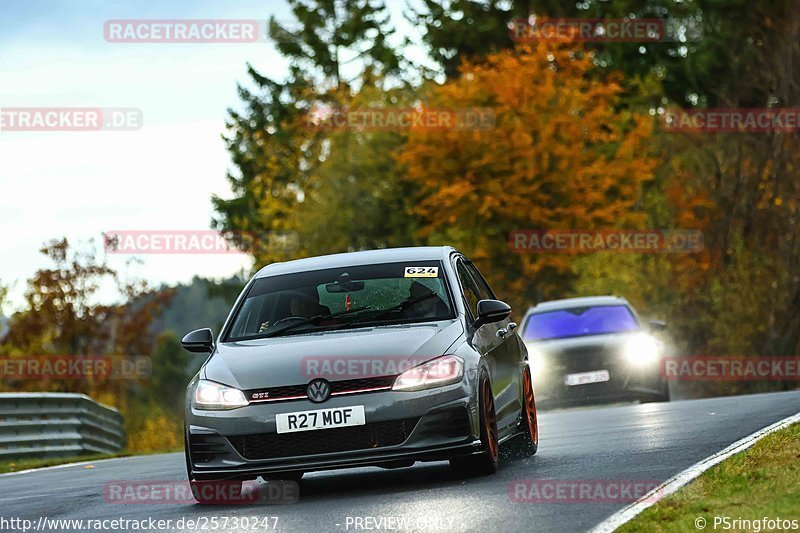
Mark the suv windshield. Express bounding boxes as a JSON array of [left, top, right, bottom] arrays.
[[522, 305, 638, 341], [224, 261, 454, 341]]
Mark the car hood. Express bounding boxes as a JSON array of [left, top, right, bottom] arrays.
[[203, 320, 464, 390]]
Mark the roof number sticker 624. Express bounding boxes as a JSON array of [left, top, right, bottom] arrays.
[[404, 266, 439, 278]]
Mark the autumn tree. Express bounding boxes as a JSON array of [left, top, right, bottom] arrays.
[[411, 0, 733, 107], [3, 239, 116, 357], [1, 239, 173, 394], [398, 42, 657, 311], [634, 2, 800, 362]]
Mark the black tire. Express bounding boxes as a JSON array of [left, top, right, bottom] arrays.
[[506, 366, 539, 458], [650, 392, 671, 403], [660, 381, 672, 402], [644, 380, 671, 403], [450, 373, 499, 476]]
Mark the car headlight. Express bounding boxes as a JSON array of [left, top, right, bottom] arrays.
[[193, 380, 249, 410], [623, 333, 661, 365], [392, 355, 464, 391]]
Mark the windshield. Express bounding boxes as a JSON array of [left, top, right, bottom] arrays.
[[522, 305, 639, 341], [224, 261, 454, 340]]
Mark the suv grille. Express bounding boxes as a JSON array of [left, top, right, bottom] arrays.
[[228, 418, 419, 460]]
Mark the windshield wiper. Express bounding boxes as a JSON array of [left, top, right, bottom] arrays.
[[311, 292, 440, 333], [298, 293, 442, 334], [259, 305, 372, 339], [370, 292, 439, 321]]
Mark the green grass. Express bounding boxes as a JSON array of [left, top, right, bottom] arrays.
[[619, 422, 800, 532], [0, 453, 125, 474], [0, 447, 183, 474]]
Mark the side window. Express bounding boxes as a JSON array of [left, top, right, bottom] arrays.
[[466, 262, 494, 301], [456, 260, 481, 319]]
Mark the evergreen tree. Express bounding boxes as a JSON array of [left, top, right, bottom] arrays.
[[212, 0, 408, 265]]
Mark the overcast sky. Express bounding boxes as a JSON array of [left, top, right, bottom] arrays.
[[0, 0, 421, 311]]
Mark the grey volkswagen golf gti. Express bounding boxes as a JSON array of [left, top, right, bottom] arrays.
[[182, 246, 538, 501]]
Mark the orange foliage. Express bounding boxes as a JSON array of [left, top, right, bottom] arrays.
[[398, 42, 657, 308]]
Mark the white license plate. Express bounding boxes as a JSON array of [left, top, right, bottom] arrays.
[[564, 370, 610, 386], [275, 405, 365, 434]]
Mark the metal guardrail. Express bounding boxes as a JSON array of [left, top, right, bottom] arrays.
[[0, 393, 126, 460]]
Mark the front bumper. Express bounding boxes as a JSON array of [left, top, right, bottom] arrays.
[[534, 361, 668, 409], [186, 381, 478, 480]]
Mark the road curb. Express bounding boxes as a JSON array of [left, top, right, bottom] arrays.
[[590, 411, 800, 533]]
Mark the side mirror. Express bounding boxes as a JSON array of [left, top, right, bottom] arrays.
[[473, 299, 512, 329], [181, 328, 214, 354], [648, 320, 667, 332]]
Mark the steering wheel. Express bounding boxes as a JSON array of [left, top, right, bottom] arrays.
[[271, 316, 309, 328]]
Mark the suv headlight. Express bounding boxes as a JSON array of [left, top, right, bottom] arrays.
[[623, 333, 661, 365], [525, 343, 545, 377], [193, 380, 249, 410], [392, 355, 464, 391]]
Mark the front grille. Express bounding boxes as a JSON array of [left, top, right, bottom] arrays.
[[246, 375, 396, 403], [331, 375, 395, 393], [552, 346, 622, 373], [248, 384, 306, 401], [442, 407, 472, 438], [189, 433, 231, 464], [227, 418, 419, 460]]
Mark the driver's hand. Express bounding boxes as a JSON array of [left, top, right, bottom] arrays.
[[258, 321, 270, 333]]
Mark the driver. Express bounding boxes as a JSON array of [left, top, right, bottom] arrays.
[[259, 291, 322, 333], [288, 292, 318, 318], [406, 281, 445, 319]]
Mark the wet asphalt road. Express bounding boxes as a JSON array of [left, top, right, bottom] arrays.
[[1, 391, 799, 532]]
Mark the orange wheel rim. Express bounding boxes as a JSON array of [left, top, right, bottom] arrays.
[[483, 380, 498, 460], [523, 367, 538, 445]]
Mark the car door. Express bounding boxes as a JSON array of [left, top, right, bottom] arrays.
[[463, 260, 521, 433], [453, 257, 514, 429]]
